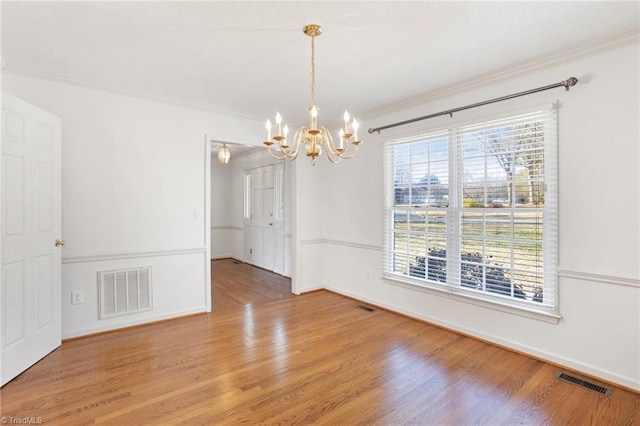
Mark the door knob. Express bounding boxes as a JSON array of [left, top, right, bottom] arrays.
[[268, 223, 273, 226], [55, 239, 65, 247]]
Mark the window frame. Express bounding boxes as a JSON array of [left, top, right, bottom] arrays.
[[382, 107, 560, 323]]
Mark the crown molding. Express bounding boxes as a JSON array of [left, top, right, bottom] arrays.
[[4, 29, 637, 124], [2, 62, 264, 122], [362, 29, 640, 121]]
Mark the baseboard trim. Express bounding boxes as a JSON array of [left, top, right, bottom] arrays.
[[61, 307, 208, 340], [299, 285, 324, 294], [211, 255, 239, 260]]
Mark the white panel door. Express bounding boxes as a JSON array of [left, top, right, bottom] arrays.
[[247, 168, 262, 265], [261, 167, 275, 271], [1, 93, 62, 386], [247, 165, 275, 271]]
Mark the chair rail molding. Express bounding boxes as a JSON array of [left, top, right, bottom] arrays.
[[62, 247, 207, 264], [558, 268, 640, 289]]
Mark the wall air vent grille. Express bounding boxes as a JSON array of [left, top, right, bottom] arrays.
[[555, 371, 612, 396], [98, 266, 152, 319]]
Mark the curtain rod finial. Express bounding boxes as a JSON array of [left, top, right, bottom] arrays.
[[563, 77, 579, 91]]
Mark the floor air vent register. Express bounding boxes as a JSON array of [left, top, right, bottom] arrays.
[[555, 371, 613, 396]]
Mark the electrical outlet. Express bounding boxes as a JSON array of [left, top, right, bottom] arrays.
[[366, 270, 372, 280], [71, 290, 84, 305]]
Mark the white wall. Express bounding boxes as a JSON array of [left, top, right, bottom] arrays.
[[2, 72, 263, 338], [292, 157, 328, 293], [311, 40, 640, 390], [210, 156, 234, 259]]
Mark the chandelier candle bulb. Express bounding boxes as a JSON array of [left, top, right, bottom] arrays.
[[311, 106, 318, 130], [353, 118, 359, 141], [283, 124, 289, 145], [343, 110, 350, 133], [266, 119, 272, 141], [275, 112, 282, 136]]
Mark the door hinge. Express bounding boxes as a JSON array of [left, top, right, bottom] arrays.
[[250, 248, 253, 254]]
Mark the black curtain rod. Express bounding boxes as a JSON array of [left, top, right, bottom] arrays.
[[368, 76, 579, 135]]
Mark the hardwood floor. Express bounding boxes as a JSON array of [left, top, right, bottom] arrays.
[[211, 258, 296, 311], [0, 258, 638, 425]]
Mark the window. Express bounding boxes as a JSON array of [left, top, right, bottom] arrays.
[[383, 109, 558, 317]]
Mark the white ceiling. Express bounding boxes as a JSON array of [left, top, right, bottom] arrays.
[[2, 1, 639, 128]]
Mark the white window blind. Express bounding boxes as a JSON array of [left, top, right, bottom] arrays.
[[383, 108, 558, 316]]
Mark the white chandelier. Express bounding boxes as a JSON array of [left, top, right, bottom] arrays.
[[264, 24, 362, 166]]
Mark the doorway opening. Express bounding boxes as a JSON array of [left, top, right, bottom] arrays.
[[207, 138, 293, 310]]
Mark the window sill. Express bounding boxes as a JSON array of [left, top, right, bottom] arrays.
[[384, 273, 561, 324]]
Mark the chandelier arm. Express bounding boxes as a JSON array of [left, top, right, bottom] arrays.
[[279, 149, 300, 161], [275, 133, 300, 159], [322, 142, 342, 163], [284, 146, 300, 161], [317, 126, 340, 155], [324, 152, 342, 164], [319, 127, 356, 158], [278, 145, 297, 158], [288, 129, 305, 158], [266, 146, 289, 160], [325, 144, 357, 161], [324, 141, 344, 164], [335, 144, 360, 159], [275, 130, 305, 161]]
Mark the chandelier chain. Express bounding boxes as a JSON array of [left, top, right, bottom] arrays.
[[310, 34, 316, 107]]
